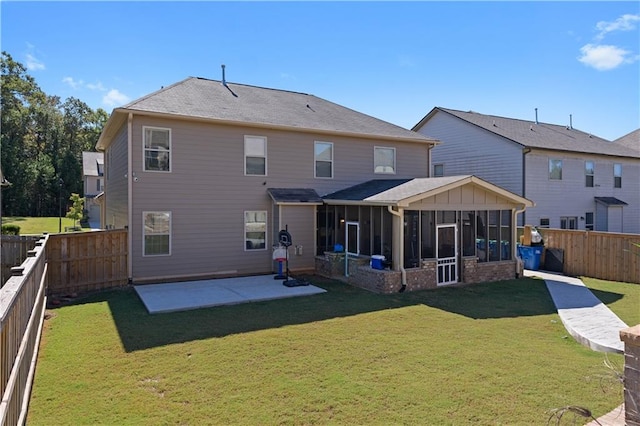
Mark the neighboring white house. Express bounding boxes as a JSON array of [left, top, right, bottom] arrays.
[[82, 151, 104, 225], [413, 107, 640, 234]]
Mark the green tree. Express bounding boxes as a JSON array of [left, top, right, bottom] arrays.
[[65, 193, 84, 228], [1, 51, 108, 217]]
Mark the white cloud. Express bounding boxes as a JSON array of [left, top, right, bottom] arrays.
[[62, 77, 84, 89], [86, 81, 106, 91], [25, 53, 45, 71], [578, 44, 634, 71], [595, 13, 640, 41], [578, 13, 640, 71], [103, 89, 130, 107]]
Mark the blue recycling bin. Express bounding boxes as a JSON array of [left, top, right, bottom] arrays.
[[517, 245, 543, 270]]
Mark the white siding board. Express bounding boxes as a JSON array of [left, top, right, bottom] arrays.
[[525, 150, 639, 232], [416, 111, 524, 195]]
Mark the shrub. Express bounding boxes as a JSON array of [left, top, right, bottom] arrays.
[[1, 224, 20, 235]]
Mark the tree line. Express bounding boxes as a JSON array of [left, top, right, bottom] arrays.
[[1, 51, 109, 217]]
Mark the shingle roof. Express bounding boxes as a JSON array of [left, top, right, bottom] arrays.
[[415, 107, 639, 159], [120, 77, 436, 144], [323, 175, 533, 207], [267, 188, 323, 205], [82, 152, 104, 176], [614, 129, 640, 153], [594, 197, 628, 206]]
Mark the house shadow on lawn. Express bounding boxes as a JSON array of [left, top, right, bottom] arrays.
[[58, 275, 625, 352]]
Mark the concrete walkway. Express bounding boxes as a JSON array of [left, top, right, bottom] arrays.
[[524, 269, 628, 353]]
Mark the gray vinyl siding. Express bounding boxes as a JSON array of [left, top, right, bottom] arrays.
[[104, 125, 128, 230], [127, 116, 431, 281], [524, 149, 640, 233], [277, 205, 316, 272], [415, 111, 524, 196]]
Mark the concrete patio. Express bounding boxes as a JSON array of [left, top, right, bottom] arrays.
[[134, 274, 327, 314]]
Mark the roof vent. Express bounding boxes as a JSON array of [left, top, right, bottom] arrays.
[[569, 114, 573, 130], [221, 64, 227, 87], [492, 120, 496, 127], [534, 108, 539, 125]]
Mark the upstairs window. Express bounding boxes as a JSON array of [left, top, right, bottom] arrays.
[[96, 179, 102, 192], [539, 218, 550, 228], [549, 159, 562, 180], [585, 161, 594, 187], [245, 136, 267, 176], [614, 163, 622, 188], [144, 127, 171, 172], [433, 164, 444, 177], [315, 141, 333, 178], [374, 146, 396, 174]]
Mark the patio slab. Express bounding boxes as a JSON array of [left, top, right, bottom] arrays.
[[134, 274, 326, 314]]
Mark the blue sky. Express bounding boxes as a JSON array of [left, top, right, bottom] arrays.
[[2, 1, 639, 141]]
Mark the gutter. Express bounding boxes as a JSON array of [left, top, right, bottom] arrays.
[[387, 205, 407, 292], [127, 113, 133, 283]]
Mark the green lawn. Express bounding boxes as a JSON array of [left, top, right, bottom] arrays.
[[27, 276, 629, 425], [583, 277, 640, 326], [1, 216, 88, 235]]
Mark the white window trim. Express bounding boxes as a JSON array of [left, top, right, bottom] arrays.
[[143, 211, 172, 257], [585, 161, 594, 187], [244, 210, 267, 251], [614, 163, 622, 188], [549, 158, 563, 180], [143, 126, 172, 173], [374, 146, 396, 174], [244, 135, 267, 176], [314, 141, 334, 179]]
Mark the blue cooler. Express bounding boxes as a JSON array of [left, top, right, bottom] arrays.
[[371, 255, 385, 270]]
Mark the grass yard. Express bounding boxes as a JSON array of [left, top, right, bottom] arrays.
[[28, 277, 629, 425], [583, 277, 640, 326], [1, 216, 88, 235]]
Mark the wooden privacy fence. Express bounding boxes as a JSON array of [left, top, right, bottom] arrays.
[[0, 235, 48, 426], [537, 228, 640, 284], [1, 236, 41, 288], [46, 229, 128, 295]]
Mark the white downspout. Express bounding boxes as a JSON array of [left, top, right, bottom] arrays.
[[127, 113, 133, 283], [513, 204, 526, 277], [387, 205, 407, 291]]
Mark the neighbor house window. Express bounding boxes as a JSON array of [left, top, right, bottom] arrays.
[[245, 135, 267, 175], [560, 216, 577, 230], [96, 179, 102, 192], [433, 164, 444, 177], [539, 218, 550, 228], [374, 146, 396, 174], [585, 212, 594, 231], [315, 141, 333, 178], [143, 212, 171, 256], [585, 161, 594, 187], [614, 163, 622, 188], [245, 211, 266, 250], [144, 127, 171, 172], [549, 159, 562, 180]]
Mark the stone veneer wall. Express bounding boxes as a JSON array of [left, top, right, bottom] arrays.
[[462, 257, 516, 284], [316, 255, 517, 294], [621, 324, 640, 426]]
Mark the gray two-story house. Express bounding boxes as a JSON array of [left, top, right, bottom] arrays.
[[96, 78, 532, 291], [413, 107, 640, 234]]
